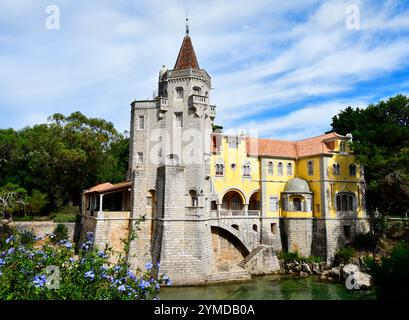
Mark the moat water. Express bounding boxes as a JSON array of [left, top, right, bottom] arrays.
[[160, 275, 376, 300]]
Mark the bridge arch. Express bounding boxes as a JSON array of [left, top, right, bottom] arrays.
[[210, 225, 250, 271], [209, 222, 252, 253]]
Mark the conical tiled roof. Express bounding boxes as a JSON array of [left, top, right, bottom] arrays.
[[174, 35, 199, 70]]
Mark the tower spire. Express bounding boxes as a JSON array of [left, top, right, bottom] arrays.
[[185, 9, 189, 35], [174, 13, 199, 70]]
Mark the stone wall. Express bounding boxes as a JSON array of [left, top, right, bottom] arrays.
[[4, 221, 80, 242], [244, 247, 280, 275], [80, 211, 131, 258], [211, 226, 247, 272], [281, 218, 313, 257]]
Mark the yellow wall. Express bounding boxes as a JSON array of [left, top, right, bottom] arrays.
[[263, 159, 295, 218], [297, 156, 322, 218], [210, 135, 365, 219], [211, 136, 260, 205]]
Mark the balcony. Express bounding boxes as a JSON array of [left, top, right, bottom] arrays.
[[189, 94, 209, 105], [211, 210, 261, 217], [209, 105, 216, 118]]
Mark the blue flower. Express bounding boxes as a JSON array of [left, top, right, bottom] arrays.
[[69, 257, 75, 263], [166, 280, 173, 286], [145, 262, 153, 270], [5, 235, 14, 243], [113, 265, 121, 272], [139, 279, 149, 289], [33, 275, 47, 288], [7, 248, 15, 255], [156, 262, 160, 268], [118, 284, 126, 292], [34, 236, 43, 241], [85, 270, 95, 280], [0, 258, 5, 266], [97, 251, 107, 258], [163, 274, 169, 281], [127, 270, 136, 280]]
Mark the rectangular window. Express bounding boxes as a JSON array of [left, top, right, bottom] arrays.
[[316, 204, 320, 212], [137, 152, 144, 163], [269, 197, 278, 212], [175, 112, 183, 127], [138, 116, 145, 130]]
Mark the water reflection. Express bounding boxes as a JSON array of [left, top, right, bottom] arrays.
[[160, 275, 376, 300]]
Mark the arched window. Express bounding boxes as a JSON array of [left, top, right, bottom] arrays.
[[336, 192, 355, 213], [189, 190, 198, 207], [333, 163, 340, 175], [277, 162, 283, 176], [175, 87, 184, 99], [286, 163, 293, 176], [192, 86, 201, 95], [253, 224, 258, 232], [308, 161, 314, 176], [215, 162, 224, 176], [167, 154, 179, 166], [267, 161, 274, 175], [349, 164, 356, 176], [242, 165, 251, 177]]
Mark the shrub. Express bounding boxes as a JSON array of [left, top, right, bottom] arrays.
[[52, 213, 80, 223], [0, 230, 171, 300], [18, 230, 36, 246], [51, 224, 69, 243], [353, 232, 379, 250], [366, 242, 409, 299], [277, 251, 323, 264], [334, 246, 355, 265], [12, 216, 34, 221], [278, 250, 302, 263]]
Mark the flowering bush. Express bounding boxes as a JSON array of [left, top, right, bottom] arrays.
[[0, 230, 172, 300]]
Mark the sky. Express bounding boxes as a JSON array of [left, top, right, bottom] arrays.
[[0, 0, 408, 140]]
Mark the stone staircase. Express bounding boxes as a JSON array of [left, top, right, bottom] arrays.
[[206, 266, 251, 283], [238, 245, 265, 268]]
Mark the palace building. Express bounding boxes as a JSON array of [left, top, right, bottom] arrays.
[[80, 25, 370, 285]]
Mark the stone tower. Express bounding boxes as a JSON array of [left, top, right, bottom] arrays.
[[127, 26, 216, 284]]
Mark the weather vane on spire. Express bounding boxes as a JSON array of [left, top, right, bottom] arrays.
[[185, 9, 189, 35]]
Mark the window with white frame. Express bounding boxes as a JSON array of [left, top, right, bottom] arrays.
[[228, 139, 239, 149], [340, 141, 346, 152], [215, 163, 224, 176], [138, 116, 145, 130], [242, 164, 251, 177], [174, 112, 183, 127], [277, 162, 283, 176], [269, 197, 278, 212], [267, 161, 274, 175], [286, 163, 293, 176]]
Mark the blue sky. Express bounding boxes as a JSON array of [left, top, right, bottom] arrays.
[[0, 0, 408, 140]]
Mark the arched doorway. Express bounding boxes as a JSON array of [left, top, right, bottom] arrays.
[[248, 191, 261, 210], [222, 190, 244, 212]]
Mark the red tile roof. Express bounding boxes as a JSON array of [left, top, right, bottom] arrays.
[[245, 132, 343, 159], [174, 35, 199, 70], [84, 181, 132, 194]]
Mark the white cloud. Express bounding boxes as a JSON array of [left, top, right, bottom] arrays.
[[0, 0, 408, 139]]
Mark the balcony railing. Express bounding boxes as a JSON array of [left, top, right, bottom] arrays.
[[211, 210, 261, 217]]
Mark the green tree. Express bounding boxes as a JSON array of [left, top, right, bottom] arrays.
[[0, 112, 129, 212], [331, 94, 409, 216], [0, 183, 27, 219]]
